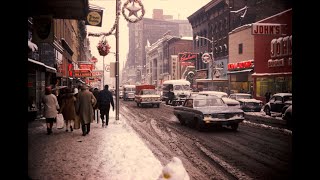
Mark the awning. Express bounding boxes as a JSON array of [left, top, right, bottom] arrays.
[[28, 58, 57, 73], [28, 0, 89, 20], [251, 72, 292, 76], [227, 69, 253, 74], [195, 78, 228, 82]]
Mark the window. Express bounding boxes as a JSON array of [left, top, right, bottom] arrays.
[[238, 43, 243, 54]]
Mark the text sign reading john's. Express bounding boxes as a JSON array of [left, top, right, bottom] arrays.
[[252, 23, 284, 35]]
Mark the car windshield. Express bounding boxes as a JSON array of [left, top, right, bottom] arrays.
[[283, 96, 292, 102], [193, 97, 225, 107], [237, 94, 252, 99], [142, 89, 156, 95]]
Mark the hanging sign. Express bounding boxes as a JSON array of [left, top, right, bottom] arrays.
[[85, 9, 103, 27]]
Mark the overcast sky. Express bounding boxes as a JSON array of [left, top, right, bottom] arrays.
[[87, 0, 211, 86]]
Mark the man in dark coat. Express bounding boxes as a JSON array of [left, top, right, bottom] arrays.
[[98, 85, 115, 128]]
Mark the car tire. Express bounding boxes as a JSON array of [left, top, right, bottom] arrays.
[[231, 123, 239, 131], [177, 115, 185, 125], [264, 106, 271, 116], [156, 104, 160, 108], [195, 119, 204, 132]]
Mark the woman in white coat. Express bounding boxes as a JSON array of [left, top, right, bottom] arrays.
[[42, 86, 60, 135]]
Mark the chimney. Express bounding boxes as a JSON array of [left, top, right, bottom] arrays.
[[152, 9, 164, 20]]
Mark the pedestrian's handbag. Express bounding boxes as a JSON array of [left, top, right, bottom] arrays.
[[74, 115, 80, 129], [56, 113, 64, 129]]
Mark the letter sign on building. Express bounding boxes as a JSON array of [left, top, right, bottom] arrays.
[[252, 23, 284, 35]]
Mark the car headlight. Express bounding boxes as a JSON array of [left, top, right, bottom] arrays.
[[236, 113, 244, 118], [203, 114, 211, 120]]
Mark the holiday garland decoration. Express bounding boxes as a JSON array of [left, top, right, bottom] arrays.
[[88, 14, 119, 37], [122, 0, 145, 23], [97, 37, 111, 56]]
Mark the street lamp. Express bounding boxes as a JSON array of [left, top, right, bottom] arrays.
[[195, 35, 214, 57], [195, 35, 215, 90]]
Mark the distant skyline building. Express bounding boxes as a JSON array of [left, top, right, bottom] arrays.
[[124, 9, 193, 84]]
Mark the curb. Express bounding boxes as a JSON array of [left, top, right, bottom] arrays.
[[244, 113, 287, 128]]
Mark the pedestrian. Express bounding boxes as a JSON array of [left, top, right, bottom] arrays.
[[76, 85, 97, 136], [42, 86, 60, 135], [265, 92, 271, 103], [167, 88, 174, 105], [60, 87, 76, 132], [93, 88, 100, 123], [97, 85, 115, 128]]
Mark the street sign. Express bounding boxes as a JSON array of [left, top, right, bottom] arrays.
[[105, 65, 110, 72], [202, 53, 212, 64]]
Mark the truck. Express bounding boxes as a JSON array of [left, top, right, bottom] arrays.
[[123, 84, 136, 101], [161, 79, 191, 106], [135, 85, 161, 108]]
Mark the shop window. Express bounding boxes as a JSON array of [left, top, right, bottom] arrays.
[[238, 43, 243, 54]]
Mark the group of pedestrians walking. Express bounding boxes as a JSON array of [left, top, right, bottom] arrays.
[[41, 84, 114, 136]]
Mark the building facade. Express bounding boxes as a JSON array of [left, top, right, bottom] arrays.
[[187, 0, 292, 92], [252, 9, 292, 102], [228, 24, 254, 94], [126, 9, 194, 85]]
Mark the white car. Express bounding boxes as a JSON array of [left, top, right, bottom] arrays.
[[229, 93, 263, 112], [198, 91, 241, 109]]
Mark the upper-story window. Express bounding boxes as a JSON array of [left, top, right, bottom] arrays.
[[239, 43, 243, 54]]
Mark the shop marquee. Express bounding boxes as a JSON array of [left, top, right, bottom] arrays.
[[228, 60, 254, 71]]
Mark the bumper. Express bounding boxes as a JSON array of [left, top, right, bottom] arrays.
[[202, 118, 244, 126], [241, 106, 262, 112], [140, 101, 161, 105]]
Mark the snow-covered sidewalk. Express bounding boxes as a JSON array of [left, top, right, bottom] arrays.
[[28, 112, 164, 180]]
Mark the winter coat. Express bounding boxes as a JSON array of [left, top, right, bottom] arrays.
[[76, 89, 97, 124], [93, 89, 100, 109], [42, 94, 59, 118], [60, 93, 76, 120], [98, 89, 114, 110]]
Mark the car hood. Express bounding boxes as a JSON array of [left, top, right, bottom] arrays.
[[222, 98, 240, 105], [195, 106, 244, 114], [136, 95, 160, 98], [238, 98, 262, 103], [284, 100, 292, 105]]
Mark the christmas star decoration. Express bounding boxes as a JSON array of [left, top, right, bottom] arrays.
[[126, 2, 141, 17]]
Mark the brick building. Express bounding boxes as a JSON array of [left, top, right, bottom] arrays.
[[252, 9, 292, 102]]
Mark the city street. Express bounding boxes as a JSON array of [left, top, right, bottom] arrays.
[[121, 100, 292, 180]]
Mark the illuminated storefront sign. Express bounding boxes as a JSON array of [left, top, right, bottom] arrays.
[[74, 69, 92, 77], [228, 60, 254, 71], [178, 52, 197, 66]]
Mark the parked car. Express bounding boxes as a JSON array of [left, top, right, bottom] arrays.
[[173, 95, 244, 131], [198, 91, 240, 108], [282, 105, 292, 128], [264, 93, 292, 116], [119, 90, 123, 99], [228, 93, 263, 112]]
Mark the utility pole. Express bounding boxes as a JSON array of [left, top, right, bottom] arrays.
[[115, 0, 120, 120]]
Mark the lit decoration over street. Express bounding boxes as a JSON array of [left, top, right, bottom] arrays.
[[122, 0, 145, 23]]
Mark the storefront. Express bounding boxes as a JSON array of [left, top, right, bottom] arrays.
[[227, 60, 254, 94], [252, 9, 292, 102]]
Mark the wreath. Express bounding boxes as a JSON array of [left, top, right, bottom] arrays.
[[97, 37, 111, 56], [122, 0, 145, 23]]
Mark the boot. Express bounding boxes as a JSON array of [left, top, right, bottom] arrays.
[[81, 124, 87, 136], [47, 128, 51, 135], [86, 124, 90, 134]]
